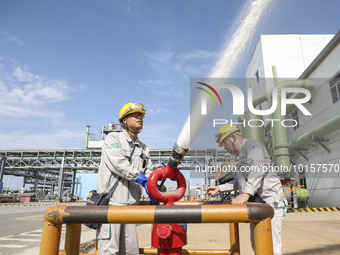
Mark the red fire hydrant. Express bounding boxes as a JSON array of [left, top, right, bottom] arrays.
[[152, 223, 187, 255], [147, 165, 187, 255]]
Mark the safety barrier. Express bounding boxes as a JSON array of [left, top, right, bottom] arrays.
[[40, 202, 274, 255], [287, 206, 340, 213], [0, 199, 20, 203]]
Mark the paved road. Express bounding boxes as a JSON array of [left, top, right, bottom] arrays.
[[0, 202, 96, 255], [0, 204, 47, 255]]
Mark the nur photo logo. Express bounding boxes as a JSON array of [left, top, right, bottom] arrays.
[[196, 82, 222, 115], [193, 78, 313, 129], [196, 80, 312, 117]]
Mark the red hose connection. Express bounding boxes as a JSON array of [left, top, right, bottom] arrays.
[[147, 165, 186, 205]]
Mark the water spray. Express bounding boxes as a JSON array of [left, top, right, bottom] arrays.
[[146, 1, 273, 254], [148, 0, 273, 205], [173, 0, 273, 161]]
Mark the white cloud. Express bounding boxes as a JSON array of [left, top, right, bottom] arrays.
[[176, 50, 218, 62], [0, 60, 71, 119], [0, 31, 25, 46], [139, 123, 178, 149], [138, 79, 184, 98], [145, 49, 217, 76], [141, 49, 216, 99], [148, 108, 169, 115], [0, 105, 65, 119], [0, 58, 82, 150], [145, 51, 175, 65], [139, 79, 170, 88], [0, 129, 84, 150]]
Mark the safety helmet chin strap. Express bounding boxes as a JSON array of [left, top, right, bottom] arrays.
[[227, 138, 237, 155], [227, 133, 239, 155], [122, 118, 142, 135]]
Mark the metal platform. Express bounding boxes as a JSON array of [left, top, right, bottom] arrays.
[[0, 148, 230, 196]]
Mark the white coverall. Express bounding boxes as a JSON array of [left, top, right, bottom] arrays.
[[218, 139, 287, 255], [96, 129, 153, 255]]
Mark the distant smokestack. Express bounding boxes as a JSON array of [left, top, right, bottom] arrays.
[[85, 125, 91, 149]]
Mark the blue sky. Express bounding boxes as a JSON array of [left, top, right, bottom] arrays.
[[0, 0, 339, 152]]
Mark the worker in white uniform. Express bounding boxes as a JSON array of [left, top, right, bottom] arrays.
[[96, 102, 154, 255], [206, 124, 287, 255]]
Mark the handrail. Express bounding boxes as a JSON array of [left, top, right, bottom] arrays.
[[43, 203, 274, 225], [139, 248, 231, 255], [284, 185, 303, 195], [283, 176, 305, 195], [283, 176, 304, 188], [40, 203, 274, 255]]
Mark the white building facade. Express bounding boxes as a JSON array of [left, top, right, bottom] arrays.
[[246, 32, 340, 207]]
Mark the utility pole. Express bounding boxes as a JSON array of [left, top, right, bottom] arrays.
[[0, 157, 6, 192], [57, 157, 65, 201]]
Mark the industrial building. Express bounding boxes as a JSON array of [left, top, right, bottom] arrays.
[[0, 144, 228, 201], [246, 31, 340, 207]]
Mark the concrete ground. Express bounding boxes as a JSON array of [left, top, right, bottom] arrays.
[[87, 210, 340, 254], [281, 211, 340, 254]]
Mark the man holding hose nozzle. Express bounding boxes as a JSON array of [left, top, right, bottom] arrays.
[[96, 102, 155, 255], [206, 124, 287, 255]]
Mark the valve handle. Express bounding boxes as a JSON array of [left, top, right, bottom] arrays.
[[147, 165, 186, 205]]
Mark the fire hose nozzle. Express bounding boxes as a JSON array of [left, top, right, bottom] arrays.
[[167, 143, 188, 169]]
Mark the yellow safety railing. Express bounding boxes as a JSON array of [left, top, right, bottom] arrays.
[[283, 176, 305, 195], [40, 201, 274, 255]]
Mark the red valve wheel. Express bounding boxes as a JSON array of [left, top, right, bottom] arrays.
[[147, 165, 186, 205]]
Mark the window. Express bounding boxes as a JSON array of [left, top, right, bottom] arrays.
[[291, 110, 299, 130], [329, 73, 340, 104], [255, 71, 259, 83]]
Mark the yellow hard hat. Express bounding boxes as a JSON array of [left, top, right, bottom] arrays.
[[119, 102, 145, 123], [215, 124, 241, 147]]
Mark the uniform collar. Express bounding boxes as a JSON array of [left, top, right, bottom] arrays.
[[240, 138, 248, 153], [122, 129, 140, 146]]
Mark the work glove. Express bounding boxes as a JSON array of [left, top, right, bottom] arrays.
[[135, 173, 148, 190], [135, 173, 159, 205]]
